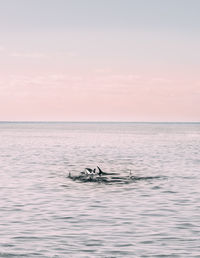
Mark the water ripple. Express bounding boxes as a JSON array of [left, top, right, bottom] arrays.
[[0, 122, 200, 257]]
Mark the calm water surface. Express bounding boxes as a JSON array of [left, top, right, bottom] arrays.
[[0, 122, 200, 257]]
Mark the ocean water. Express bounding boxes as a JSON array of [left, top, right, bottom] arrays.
[[0, 122, 200, 257]]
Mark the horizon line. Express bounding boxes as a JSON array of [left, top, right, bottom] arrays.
[[0, 121, 200, 123]]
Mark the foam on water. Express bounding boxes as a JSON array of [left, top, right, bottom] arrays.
[[0, 122, 200, 257]]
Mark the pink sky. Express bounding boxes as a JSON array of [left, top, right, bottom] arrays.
[[0, 0, 200, 121]]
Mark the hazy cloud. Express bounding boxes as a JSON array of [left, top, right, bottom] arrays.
[[10, 52, 47, 59]]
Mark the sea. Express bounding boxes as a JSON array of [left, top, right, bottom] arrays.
[[0, 122, 200, 257]]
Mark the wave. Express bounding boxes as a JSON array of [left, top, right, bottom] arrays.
[[67, 173, 165, 184]]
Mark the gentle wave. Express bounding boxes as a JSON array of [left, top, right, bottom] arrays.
[[0, 122, 200, 257]]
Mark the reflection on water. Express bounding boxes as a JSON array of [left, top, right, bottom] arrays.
[[0, 122, 200, 257]]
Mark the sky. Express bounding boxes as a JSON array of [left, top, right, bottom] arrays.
[[0, 0, 200, 121]]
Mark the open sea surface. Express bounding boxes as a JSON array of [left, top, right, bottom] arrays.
[[0, 122, 200, 257]]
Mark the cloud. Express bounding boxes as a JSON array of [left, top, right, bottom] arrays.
[[0, 71, 199, 122], [0, 72, 198, 102], [10, 52, 47, 59], [9, 51, 78, 59]]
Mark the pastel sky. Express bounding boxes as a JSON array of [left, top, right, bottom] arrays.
[[0, 0, 200, 121]]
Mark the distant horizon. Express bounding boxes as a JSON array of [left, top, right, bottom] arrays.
[[0, 120, 199, 123]]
